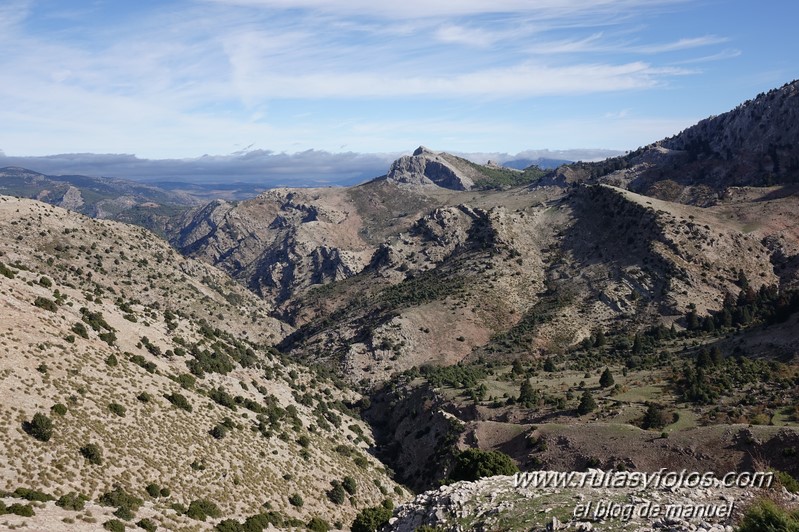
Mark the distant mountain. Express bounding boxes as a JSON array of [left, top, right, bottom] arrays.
[[0, 166, 202, 235], [502, 157, 571, 170]]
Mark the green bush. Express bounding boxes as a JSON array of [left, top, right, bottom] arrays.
[[776, 470, 799, 494], [449, 448, 518, 482], [737, 498, 799, 531], [103, 519, 126, 532], [215, 519, 243, 532], [56, 492, 88, 511], [0, 261, 16, 279], [136, 392, 152, 403], [209, 424, 228, 440], [145, 483, 161, 498], [327, 482, 346, 505], [577, 390, 597, 415], [351, 505, 392, 532], [39, 276, 52, 288], [99, 486, 143, 519], [307, 516, 330, 532], [137, 517, 158, 531], [52, 403, 68, 416], [106, 354, 118, 367], [72, 322, 89, 338], [80, 443, 103, 465], [23, 412, 53, 442], [288, 493, 303, 507], [109, 402, 127, 417], [165, 392, 192, 412], [7, 503, 35, 517], [186, 498, 222, 521], [342, 476, 357, 495], [13, 487, 54, 502], [34, 296, 58, 311], [114, 505, 135, 520]]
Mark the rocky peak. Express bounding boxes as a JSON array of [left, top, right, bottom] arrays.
[[386, 147, 476, 190]]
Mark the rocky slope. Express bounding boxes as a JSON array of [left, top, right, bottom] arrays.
[[544, 80, 799, 203], [0, 196, 404, 530], [387, 473, 799, 531]]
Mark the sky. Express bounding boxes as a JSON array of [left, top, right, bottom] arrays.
[[0, 0, 797, 183]]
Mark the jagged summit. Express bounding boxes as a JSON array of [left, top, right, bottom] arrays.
[[385, 146, 478, 190]]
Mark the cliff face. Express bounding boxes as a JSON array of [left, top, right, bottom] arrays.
[[386, 146, 480, 190]]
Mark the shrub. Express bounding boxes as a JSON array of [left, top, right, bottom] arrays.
[[72, 322, 89, 338], [106, 354, 118, 367], [99, 486, 143, 514], [215, 519, 243, 532], [737, 498, 799, 531], [351, 505, 392, 532], [114, 505, 135, 520], [642, 403, 673, 429], [145, 483, 161, 498], [159, 487, 170, 498], [39, 276, 52, 288], [137, 517, 158, 531], [449, 448, 518, 482], [186, 498, 222, 521], [56, 492, 88, 511], [327, 482, 346, 505], [103, 519, 126, 532], [0, 261, 16, 279], [288, 493, 303, 507], [7, 503, 35, 517], [307, 517, 330, 532], [599, 368, 615, 388], [209, 424, 228, 440], [52, 403, 68, 416], [23, 412, 53, 442], [136, 392, 152, 403], [165, 392, 192, 412], [34, 296, 58, 311], [174, 373, 196, 390], [342, 476, 357, 495], [80, 443, 103, 465], [776, 470, 799, 494], [577, 390, 597, 415], [297, 435, 310, 448], [109, 402, 127, 417], [13, 487, 54, 502]]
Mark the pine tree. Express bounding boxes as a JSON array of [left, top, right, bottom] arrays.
[[518, 379, 538, 407], [599, 368, 614, 388], [577, 390, 597, 415]]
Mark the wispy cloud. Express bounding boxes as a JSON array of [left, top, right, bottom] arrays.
[[0, 0, 750, 159], [633, 35, 728, 54]]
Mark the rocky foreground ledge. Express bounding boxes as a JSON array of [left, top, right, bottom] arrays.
[[387, 471, 799, 531]]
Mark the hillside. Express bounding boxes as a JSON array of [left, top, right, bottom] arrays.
[[543, 80, 799, 204], [0, 196, 404, 530]]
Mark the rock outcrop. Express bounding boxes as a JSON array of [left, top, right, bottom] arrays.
[[386, 146, 481, 190], [388, 473, 798, 531]]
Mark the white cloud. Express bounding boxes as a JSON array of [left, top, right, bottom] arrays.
[[201, 0, 690, 20]]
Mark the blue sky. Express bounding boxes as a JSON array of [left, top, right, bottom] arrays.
[[0, 0, 797, 181]]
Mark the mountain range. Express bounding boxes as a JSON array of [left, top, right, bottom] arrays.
[[1, 80, 798, 531]]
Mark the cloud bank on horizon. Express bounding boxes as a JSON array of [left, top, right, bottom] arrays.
[[0, 0, 796, 181], [0, 148, 622, 185]]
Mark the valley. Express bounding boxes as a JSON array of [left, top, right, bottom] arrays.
[[1, 81, 799, 530]]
